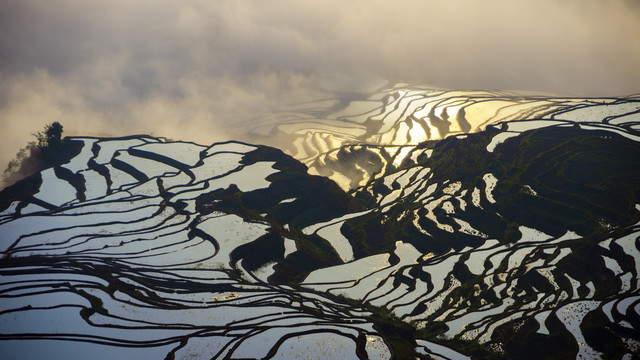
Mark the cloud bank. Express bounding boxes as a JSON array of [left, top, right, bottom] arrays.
[[1, 0, 639, 186]]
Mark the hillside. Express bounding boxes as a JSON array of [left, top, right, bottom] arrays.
[[1, 90, 640, 359]]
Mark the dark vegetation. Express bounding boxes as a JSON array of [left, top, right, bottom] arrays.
[[0, 122, 83, 211], [230, 230, 285, 271], [492, 127, 640, 237]]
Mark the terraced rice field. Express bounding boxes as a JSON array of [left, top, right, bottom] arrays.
[[1, 88, 640, 359]]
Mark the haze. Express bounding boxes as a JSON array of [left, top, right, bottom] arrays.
[[1, 0, 639, 188]]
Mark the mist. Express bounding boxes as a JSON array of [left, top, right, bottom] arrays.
[[1, 0, 639, 188]]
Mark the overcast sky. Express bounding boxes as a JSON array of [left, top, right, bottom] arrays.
[[1, 0, 639, 185]]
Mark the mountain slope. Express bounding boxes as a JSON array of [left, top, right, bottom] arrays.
[[1, 91, 640, 359]]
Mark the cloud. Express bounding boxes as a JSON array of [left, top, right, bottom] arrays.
[[1, 0, 639, 187]]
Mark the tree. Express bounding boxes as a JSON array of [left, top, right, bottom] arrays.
[[45, 122, 63, 148], [36, 121, 64, 149]]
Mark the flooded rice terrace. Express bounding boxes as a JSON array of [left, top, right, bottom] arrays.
[[2, 86, 640, 359]]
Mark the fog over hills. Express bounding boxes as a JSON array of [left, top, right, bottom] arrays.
[[2, 1, 640, 359], [1, 0, 640, 189]]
